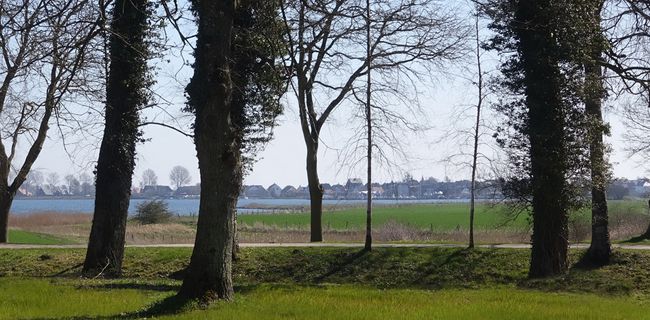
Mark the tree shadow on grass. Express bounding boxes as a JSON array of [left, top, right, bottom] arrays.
[[621, 234, 649, 244], [26, 283, 325, 320], [24, 292, 190, 320], [80, 282, 181, 292], [313, 248, 369, 283], [572, 252, 609, 271], [26, 287, 243, 320], [409, 248, 477, 288], [47, 263, 83, 278]]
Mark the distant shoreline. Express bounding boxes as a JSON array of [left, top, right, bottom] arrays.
[[9, 198, 487, 216]]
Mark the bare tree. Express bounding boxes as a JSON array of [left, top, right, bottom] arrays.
[[364, 0, 372, 252], [0, 0, 106, 242], [141, 169, 157, 186], [468, 13, 485, 249], [281, 0, 468, 242], [169, 165, 191, 189], [605, 1, 650, 240], [64, 174, 80, 195], [46, 172, 59, 187], [25, 170, 44, 188], [79, 172, 92, 185]]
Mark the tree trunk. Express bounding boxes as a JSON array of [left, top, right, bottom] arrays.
[[0, 190, 13, 243], [641, 200, 650, 239], [177, 0, 239, 302], [232, 213, 239, 261], [585, 57, 611, 265], [307, 144, 323, 242], [83, 0, 148, 277], [364, 0, 372, 252], [469, 14, 483, 250], [515, 0, 570, 278]]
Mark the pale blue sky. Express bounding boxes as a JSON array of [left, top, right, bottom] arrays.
[[17, 2, 650, 188]]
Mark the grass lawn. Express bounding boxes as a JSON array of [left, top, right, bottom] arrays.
[[7, 229, 76, 245], [2, 247, 650, 318], [0, 279, 648, 320]]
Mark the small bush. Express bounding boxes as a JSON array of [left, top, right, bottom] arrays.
[[133, 200, 173, 224]]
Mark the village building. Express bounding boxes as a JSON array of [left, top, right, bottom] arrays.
[[244, 185, 270, 198], [267, 183, 283, 198]]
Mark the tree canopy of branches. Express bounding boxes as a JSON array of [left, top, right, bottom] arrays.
[[83, 0, 153, 276], [169, 165, 191, 189], [141, 168, 157, 186], [232, 0, 285, 171], [602, 1, 650, 239], [0, 0, 106, 243], [281, 0, 468, 242]]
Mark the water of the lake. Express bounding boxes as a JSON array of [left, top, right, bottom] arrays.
[[10, 198, 470, 216]]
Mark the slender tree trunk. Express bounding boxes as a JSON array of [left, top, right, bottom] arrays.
[[83, 0, 148, 276], [515, 0, 569, 278], [364, 0, 372, 252], [307, 144, 323, 242], [644, 200, 650, 238], [177, 0, 240, 302], [585, 55, 611, 265], [469, 15, 483, 250], [0, 189, 13, 243]]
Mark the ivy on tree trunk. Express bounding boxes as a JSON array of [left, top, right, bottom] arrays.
[[177, 0, 240, 301], [512, 0, 570, 278], [83, 0, 150, 276]]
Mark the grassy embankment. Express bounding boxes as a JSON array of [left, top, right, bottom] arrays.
[[2, 247, 650, 319]]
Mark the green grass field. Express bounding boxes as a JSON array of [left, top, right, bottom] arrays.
[[237, 203, 526, 230], [2, 247, 650, 319], [1, 279, 648, 320], [235, 200, 650, 231], [7, 229, 76, 245]]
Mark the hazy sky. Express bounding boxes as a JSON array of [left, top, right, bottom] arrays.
[[28, 74, 646, 188], [16, 3, 650, 188]]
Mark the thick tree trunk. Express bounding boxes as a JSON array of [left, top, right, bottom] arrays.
[[307, 145, 323, 242], [83, 0, 148, 276], [515, 0, 569, 278], [177, 0, 239, 302], [585, 58, 611, 265], [0, 190, 13, 243]]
